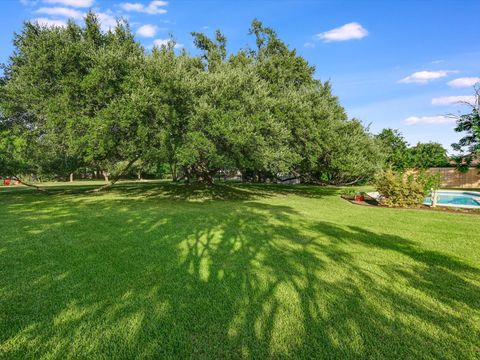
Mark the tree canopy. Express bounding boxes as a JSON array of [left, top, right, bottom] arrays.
[[376, 128, 449, 170], [409, 142, 448, 168], [452, 87, 480, 167], [0, 13, 384, 186]]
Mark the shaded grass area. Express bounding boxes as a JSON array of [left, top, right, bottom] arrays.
[[0, 182, 479, 359]]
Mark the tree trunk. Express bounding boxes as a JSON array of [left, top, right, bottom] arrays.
[[102, 171, 109, 183], [91, 157, 139, 192], [184, 166, 192, 184], [69, 173, 74, 182], [201, 173, 214, 185], [171, 162, 177, 182]]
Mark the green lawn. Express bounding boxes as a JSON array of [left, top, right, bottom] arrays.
[[0, 182, 479, 359]]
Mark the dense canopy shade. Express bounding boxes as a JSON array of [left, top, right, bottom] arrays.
[[0, 13, 383, 186]]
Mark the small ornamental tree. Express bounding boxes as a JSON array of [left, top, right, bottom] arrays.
[[375, 168, 440, 208]]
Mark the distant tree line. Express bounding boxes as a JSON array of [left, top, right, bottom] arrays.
[[375, 128, 450, 170]]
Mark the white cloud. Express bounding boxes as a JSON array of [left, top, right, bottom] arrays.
[[404, 115, 455, 125], [447, 77, 480, 88], [43, 0, 93, 7], [97, 12, 117, 31], [430, 59, 444, 64], [316, 22, 368, 42], [303, 42, 315, 48], [399, 70, 456, 84], [431, 96, 476, 106], [120, 0, 167, 14], [32, 17, 67, 27], [35, 7, 83, 19], [153, 38, 183, 48], [119, 3, 144, 11], [153, 38, 169, 47], [137, 24, 157, 37]]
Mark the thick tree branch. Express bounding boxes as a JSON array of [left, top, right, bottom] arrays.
[[13, 176, 48, 193], [90, 157, 139, 192]]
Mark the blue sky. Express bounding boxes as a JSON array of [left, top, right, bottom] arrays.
[[2, 0, 480, 152]]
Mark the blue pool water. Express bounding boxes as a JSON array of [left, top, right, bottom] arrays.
[[424, 191, 480, 208]]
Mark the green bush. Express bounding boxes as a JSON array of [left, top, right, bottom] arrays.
[[375, 168, 440, 207], [340, 188, 357, 199], [416, 170, 441, 192]]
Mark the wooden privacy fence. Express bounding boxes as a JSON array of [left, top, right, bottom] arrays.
[[426, 167, 480, 188]]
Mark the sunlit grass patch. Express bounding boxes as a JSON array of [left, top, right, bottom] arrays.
[[0, 182, 479, 358]]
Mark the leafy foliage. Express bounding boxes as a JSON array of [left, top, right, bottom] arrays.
[[452, 87, 480, 167], [311, 119, 383, 184], [416, 170, 441, 191], [375, 168, 440, 207], [409, 142, 449, 168], [375, 128, 411, 170], [0, 14, 384, 186], [340, 188, 358, 199], [376, 128, 449, 170]]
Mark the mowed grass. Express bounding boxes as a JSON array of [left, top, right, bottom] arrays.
[[0, 182, 479, 359]]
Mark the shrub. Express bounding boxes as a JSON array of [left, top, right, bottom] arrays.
[[375, 168, 439, 207], [340, 188, 357, 199], [416, 170, 441, 192]]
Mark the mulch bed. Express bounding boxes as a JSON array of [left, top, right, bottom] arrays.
[[341, 196, 480, 215]]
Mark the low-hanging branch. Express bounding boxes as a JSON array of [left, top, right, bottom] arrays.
[[90, 157, 140, 192], [13, 176, 48, 193]]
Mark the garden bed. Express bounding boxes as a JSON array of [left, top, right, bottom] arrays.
[[341, 195, 480, 215]]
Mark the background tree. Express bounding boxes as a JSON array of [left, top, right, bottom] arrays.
[[452, 86, 480, 167], [409, 142, 448, 168], [375, 128, 411, 169]]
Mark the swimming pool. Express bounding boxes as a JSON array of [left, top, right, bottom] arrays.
[[424, 190, 480, 208]]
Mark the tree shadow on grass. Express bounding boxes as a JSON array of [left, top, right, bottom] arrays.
[[307, 222, 480, 358], [0, 180, 340, 202], [310, 222, 480, 307], [233, 182, 340, 199], [100, 181, 338, 201], [117, 182, 273, 201], [0, 193, 479, 358]]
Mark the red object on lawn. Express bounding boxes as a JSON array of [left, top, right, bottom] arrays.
[[4, 178, 11, 186], [355, 194, 364, 202]]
